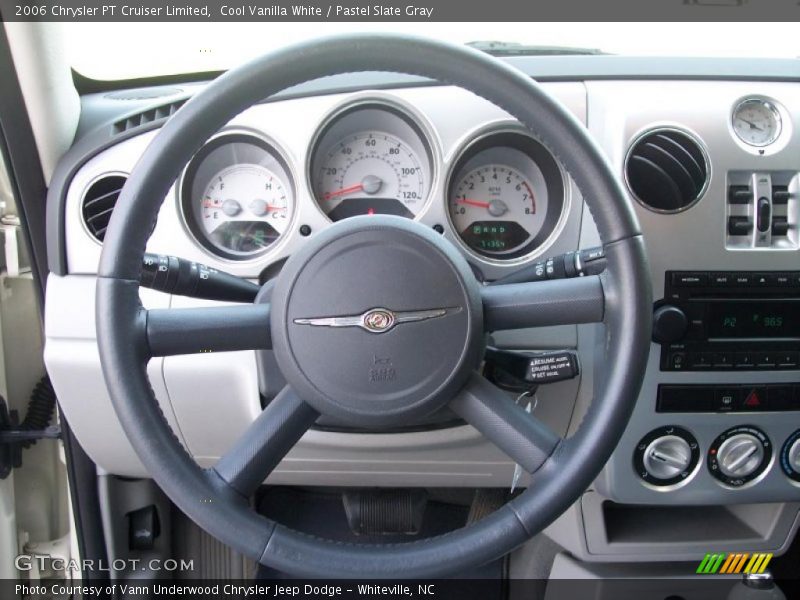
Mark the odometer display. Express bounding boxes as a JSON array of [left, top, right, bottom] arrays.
[[459, 221, 531, 253]]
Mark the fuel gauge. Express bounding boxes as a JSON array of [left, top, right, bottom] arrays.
[[732, 98, 782, 147]]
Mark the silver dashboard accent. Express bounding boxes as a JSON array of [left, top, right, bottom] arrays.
[[293, 306, 459, 333]]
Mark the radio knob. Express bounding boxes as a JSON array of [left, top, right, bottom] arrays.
[[652, 305, 688, 344], [717, 434, 766, 478], [643, 435, 693, 480]]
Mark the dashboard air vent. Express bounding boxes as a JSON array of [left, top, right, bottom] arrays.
[[81, 175, 127, 242], [112, 99, 187, 135], [625, 129, 708, 212], [105, 87, 183, 101]]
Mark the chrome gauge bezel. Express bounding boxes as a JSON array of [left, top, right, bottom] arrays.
[[731, 97, 783, 148], [178, 129, 297, 262], [445, 125, 570, 264], [306, 94, 440, 223]]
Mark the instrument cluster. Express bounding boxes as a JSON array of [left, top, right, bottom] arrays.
[[178, 97, 569, 269]]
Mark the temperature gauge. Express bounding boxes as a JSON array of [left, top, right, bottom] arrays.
[[181, 134, 295, 259]]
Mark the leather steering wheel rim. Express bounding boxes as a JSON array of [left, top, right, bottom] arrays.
[[96, 34, 652, 578]]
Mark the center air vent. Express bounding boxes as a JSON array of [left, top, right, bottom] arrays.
[[625, 129, 708, 213], [81, 175, 127, 242]]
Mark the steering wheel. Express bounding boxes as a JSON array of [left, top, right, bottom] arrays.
[[96, 34, 651, 578]]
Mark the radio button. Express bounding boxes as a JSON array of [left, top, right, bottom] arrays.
[[671, 272, 707, 287], [777, 351, 799, 368], [773, 273, 792, 287], [688, 352, 712, 369], [710, 273, 733, 286], [752, 273, 772, 286], [754, 352, 777, 368], [732, 273, 752, 286], [712, 352, 734, 369], [669, 352, 687, 370], [734, 352, 755, 368]]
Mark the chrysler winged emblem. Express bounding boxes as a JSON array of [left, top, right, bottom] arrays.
[[293, 307, 460, 334]]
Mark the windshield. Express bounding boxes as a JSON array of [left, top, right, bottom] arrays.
[[64, 22, 799, 81]]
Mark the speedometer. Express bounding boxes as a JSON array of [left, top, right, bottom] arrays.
[[315, 132, 426, 220], [310, 101, 435, 221]]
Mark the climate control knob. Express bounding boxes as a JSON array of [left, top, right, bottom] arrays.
[[634, 426, 700, 487], [717, 434, 764, 478], [652, 305, 688, 344], [780, 430, 800, 483], [708, 426, 771, 487]]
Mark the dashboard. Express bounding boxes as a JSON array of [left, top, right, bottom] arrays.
[[43, 56, 800, 564]]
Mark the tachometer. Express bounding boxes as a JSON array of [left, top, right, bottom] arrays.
[[181, 133, 295, 260], [450, 165, 541, 255], [447, 130, 566, 261]]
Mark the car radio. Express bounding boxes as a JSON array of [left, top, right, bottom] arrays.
[[654, 271, 800, 371]]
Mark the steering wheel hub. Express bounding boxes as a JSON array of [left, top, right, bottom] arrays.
[[270, 216, 483, 427]]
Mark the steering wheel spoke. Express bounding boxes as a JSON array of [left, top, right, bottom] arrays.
[[450, 373, 561, 474], [211, 386, 318, 498], [481, 275, 605, 331], [144, 303, 271, 357]]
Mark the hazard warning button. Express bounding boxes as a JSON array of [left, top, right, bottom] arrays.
[[741, 388, 766, 410]]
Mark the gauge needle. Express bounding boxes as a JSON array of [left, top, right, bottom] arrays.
[[323, 183, 364, 200], [740, 118, 764, 132], [457, 198, 492, 208]]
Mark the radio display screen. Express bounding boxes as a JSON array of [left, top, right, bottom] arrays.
[[707, 301, 799, 339]]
